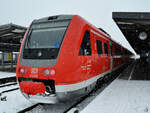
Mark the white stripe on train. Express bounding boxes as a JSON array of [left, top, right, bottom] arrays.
[[55, 63, 124, 92]]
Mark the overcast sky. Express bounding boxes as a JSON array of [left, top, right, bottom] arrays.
[[1, 0, 150, 54]]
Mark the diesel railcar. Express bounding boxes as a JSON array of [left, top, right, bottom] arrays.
[[16, 15, 132, 103]]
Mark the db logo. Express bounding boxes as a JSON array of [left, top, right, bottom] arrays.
[[31, 68, 38, 74]]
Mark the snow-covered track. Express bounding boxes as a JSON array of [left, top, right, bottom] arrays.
[[1, 87, 19, 94], [0, 82, 17, 88], [17, 103, 40, 113], [0, 76, 16, 84], [0, 83, 19, 95]]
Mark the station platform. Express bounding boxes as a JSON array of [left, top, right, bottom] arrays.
[[81, 60, 150, 113]]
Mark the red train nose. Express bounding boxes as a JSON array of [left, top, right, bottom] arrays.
[[20, 81, 46, 95]]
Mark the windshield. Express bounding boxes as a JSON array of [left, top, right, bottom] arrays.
[[23, 24, 67, 59], [25, 27, 66, 49]]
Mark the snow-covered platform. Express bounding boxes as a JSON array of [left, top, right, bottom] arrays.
[[0, 71, 15, 79], [81, 79, 150, 113], [81, 61, 150, 113]]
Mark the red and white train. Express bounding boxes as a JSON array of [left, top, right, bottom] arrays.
[[16, 15, 132, 103]]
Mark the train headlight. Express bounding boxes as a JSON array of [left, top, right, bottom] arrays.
[[44, 69, 56, 76], [138, 32, 147, 40], [44, 69, 50, 75]]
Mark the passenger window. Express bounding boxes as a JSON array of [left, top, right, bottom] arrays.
[[104, 43, 108, 56], [96, 40, 103, 56], [116, 48, 120, 55], [79, 30, 91, 56], [110, 42, 113, 56]]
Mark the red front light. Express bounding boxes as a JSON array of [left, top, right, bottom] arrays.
[[50, 69, 56, 76], [20, 68, 26, 74]]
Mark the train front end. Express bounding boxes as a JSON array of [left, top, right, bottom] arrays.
[[16, 15, 74, 103]]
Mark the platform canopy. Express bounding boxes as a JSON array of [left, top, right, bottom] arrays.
[[113, 12, 150, 57], [0, 23, 26, 52]]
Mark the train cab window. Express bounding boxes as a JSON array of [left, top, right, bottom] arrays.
[[79, 30, 91, 56], [104, 43, 108, 56], [96, 40, 103, 56], [23, 26, 67, 59]]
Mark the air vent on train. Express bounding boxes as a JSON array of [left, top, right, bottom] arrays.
[[48, 16, 58, 20]]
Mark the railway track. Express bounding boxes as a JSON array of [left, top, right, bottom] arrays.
[[0, 83, 19, 102], [0, 76, 16, 84], [1, 87, 19, 94], [0, 82, 17, 88], [0, 83, 19, 95], [17, 103, 40, 113]]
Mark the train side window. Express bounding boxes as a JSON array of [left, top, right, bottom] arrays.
[[110, 42, 113, 56], [79, 30, 91, 56], [116, 48, 120, 55], [104, 43, 108, 56], [96, 40, 103, 56]]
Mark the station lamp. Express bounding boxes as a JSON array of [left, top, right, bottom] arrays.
[[138, 31, 148, 40]]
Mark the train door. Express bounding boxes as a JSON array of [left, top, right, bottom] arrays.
[[103, 40, 111, 72], [79, 30, 92, 86], [96, 38, 105, 74], [109, 40, 113, 71]]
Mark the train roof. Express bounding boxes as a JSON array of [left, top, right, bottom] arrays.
[[33, 15, 74, 23], [31, 15, 133, 54]]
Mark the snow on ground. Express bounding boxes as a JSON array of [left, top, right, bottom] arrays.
[[81, 79, 150, 113], [0, 71, 36, 113], [0, 71, 15, 79], [0, 90, 36, 113]]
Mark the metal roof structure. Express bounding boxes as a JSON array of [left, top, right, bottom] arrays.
[[0, 23, 26, 52], [113, 12, 150, 56]]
